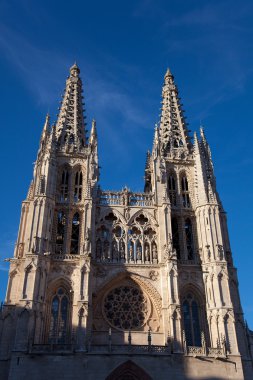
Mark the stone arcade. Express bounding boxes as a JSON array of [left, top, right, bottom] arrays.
[[1, 64, 253, 379]]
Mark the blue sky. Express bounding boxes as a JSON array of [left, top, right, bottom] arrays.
[[0, 0, 253, 325]]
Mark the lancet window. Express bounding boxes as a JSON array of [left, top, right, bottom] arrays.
[[74, 171, 83, 202], [70, 213, 80, 254], [171, 217, 180, 259], [181, 175, 191, 208], [95, 212, 157, 264], [182, 293, 201, 347], [56, 211, 66, 253], [48, 288, 71, 344], [185, 218, 194, 260], [60, 169, 69, 201], [168, 174, 177, 206]]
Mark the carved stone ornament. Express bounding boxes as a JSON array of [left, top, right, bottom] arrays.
[[149, 270, 159, 281]]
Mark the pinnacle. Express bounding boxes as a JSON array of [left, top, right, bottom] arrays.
[[164, 67, 173, 79], [55, 65, 86, 148], [70, 62, 80, 76]]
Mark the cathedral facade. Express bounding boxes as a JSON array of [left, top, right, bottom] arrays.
[[1, 64, 253, 380]]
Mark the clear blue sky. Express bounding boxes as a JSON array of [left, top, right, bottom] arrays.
[[0, 0, 252, 325]]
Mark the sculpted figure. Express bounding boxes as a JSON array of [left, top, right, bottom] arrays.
[[145, 246, 150, 261], [120, 243, 125, 260], [152, 244, 158, 260], [129, 245, 134, 260], [137, 246, 142, 260]]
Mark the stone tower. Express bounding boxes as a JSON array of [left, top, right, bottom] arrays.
[[1, 65, 253, 380]]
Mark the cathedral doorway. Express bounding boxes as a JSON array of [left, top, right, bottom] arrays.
[[105, 360, 152, 380]]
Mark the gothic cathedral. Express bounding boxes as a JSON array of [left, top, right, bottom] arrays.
[[1, 64, 253, 380]]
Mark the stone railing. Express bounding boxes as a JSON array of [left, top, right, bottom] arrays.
[[52, 254, 80, 261], [88, 344, 171, 355], [186, 345, 226, 358], [99, 190, 154, 207]]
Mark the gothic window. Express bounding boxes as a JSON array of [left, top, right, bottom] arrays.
[[182, 293, 201, 346], [70, 213, 80, 254], [48, 288, 70, 344], [104, 286, 149, 330], [181, 175, 191, 208], [39, 175, 46, 194], [168, 174, 177, 206], [185, 218, 194, 260], [69, 134, 74, 144], [171, 218, 180, 259], [60, 170, 69, 201], [95, 212, 157, 264], [74, 171, 83, 202], [56, 211, 66, 253]]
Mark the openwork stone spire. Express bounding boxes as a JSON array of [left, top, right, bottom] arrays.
[[55, 63, 87, 149], [159, 68, 191, 156]]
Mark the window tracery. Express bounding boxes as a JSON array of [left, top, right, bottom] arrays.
[[181, 175, 191, 208], [185, 218, 194, 260], [168, 173, 177, 206], [60, 169, 69, 201], [70, 212, 80, 254], [171, 217, 180, 259], [48, 287, 71, 344], [182, 293, 201, 346], [95, 212, 158, 264], [74, 171, 83, 202], [103, 285, 149, 330], [56, 211, 66, 253]]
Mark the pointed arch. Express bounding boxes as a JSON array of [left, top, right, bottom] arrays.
[[106, 360, 152, 380], [59, 166, 69, 202], [73, 169, 83, 202], [44, 278, 73, 344], [70, 212, 80, 254], [167, 170, 177, 206], [180, 284, 208, 347], [99, 208, 126, 225], [128, 209, 157, 227]]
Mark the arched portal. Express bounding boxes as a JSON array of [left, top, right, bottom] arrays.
[[106, 360, 152, 380]]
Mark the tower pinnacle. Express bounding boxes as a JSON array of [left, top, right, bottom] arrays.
[[55, 64, 87, 149], [159, 69, 191, 156]]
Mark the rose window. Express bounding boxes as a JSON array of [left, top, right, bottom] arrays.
[[103, 286, 149, 330]]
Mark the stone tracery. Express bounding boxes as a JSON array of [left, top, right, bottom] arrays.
[[95, 211, 158, 264], [103, 285, 149, 330]]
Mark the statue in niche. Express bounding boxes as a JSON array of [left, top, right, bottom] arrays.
[[145, 246, 150, 261], [103, 241, 110, 261], [96, 241, 102, 260], [217, 244, 224, 261], [152, 244, 158, 260], [112, 242, 118, 261], [205, 245, 211, 262], [137, 246, 142, 260], [18, 243, 24, 258], [120, 243, 125, 260], [84, 228, 91, 252], [129, 245, 134, 261], [124, 208, 130, 221]]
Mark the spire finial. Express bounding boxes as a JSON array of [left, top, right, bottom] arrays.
[[70, 62, 80, 76], [41, 113, 50, 138], [164, 67, 173, 79], [90, 119, 97, 146]]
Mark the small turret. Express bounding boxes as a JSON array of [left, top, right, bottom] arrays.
[[144, 150, 152, 193]]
